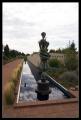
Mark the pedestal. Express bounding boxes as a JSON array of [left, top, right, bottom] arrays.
[[35, 80, 51, 100]]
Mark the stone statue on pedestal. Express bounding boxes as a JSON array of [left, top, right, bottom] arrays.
[[35, 32, 51, 100]]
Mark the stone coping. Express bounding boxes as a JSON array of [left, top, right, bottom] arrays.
[[45, 74, 77, 98], [14, 88, 79, 108], [14, 97, 78, 108]]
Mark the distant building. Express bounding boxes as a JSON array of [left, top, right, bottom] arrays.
[[28, 52, 41, 67], [49, 53, 65, 64]]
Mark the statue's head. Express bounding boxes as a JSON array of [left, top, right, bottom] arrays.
[[41, 32, 46, 39]]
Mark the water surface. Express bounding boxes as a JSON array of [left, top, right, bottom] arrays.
[[18, 62, 67, 102]]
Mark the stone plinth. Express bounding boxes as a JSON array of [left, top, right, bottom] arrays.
[[36, 80, 51, 100]]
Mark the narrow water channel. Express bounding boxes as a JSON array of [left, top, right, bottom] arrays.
[[18, 62, 37, 102], [17, 62, 67, 103]]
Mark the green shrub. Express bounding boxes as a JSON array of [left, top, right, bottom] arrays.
[[58, 71, 78, 88], [11, 68, 18, 85], [65, 52, 78, 70], [11, 62, 23, 85], [76, 67, 79, 76], [46, 68, 65, 79], [17, 63, 23, 79], [48, 58, 63, 68], [4, 82, 15, 105]]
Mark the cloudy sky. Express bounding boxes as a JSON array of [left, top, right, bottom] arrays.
[[3, 2, 79, 54]]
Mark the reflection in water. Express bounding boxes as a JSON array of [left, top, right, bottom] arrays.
[[19, 62, 67, 102], [19, 62, 37, 102]]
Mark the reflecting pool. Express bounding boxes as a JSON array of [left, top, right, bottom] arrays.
[[18, 62, 67, 103]]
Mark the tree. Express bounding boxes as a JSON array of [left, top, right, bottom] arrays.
[[64, 41, 78, 70], [9, 50, 17, 58], [65, 50, 78, 70], [56, 48, 62, 53], [4, 44, 9, 57], [62, 48, 69, 54], [21, 52, 25, 56], [26, 54, 30, 56], [49, 49, 55, 53], [70, 41, 76, 51], [62, 41, 77, 54]]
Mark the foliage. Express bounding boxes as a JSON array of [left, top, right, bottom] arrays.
[[48, 58, 63, 68], [55, 48, 62, 53], [4, 82, 15, 105], [62, 41, 77, 53], [70, 41, 77, 51], [46, 67, 65, 79], [3, 44, 26, 65], [49, 49, 56, 53], [58, 71, 78, 88], [26, 54, 30, 56], [4, 62, 23, 105], [11, 69, 18, 85], [62, 48, 70, 54], [3, 54, 9, 60], [11, 63, 23, 85], [65, 51, 78, 70], [24, 55, 27, 62], [61, 41, 78, 70], [4, 44, 9, 57], [76, 67, 79, 76], [47, 41, 79, 88], [49, 48, 62, 53]]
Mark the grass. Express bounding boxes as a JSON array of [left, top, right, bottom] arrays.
[[10, 62, 23, 85], [4, 62, 23, 105], [4, 82, 15, 105]]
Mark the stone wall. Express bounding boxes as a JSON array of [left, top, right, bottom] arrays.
[[27, 53, 41, 67], [49, 53, 65, 64]]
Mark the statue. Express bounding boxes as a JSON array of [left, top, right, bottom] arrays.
[[39, 32, 50, 72], [39, 32, 49, 51], [24, 55, 27, 64], [35, 32, 51, 100]]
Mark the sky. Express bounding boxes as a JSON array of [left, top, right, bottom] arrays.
[[3, 2, 79, 54]]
